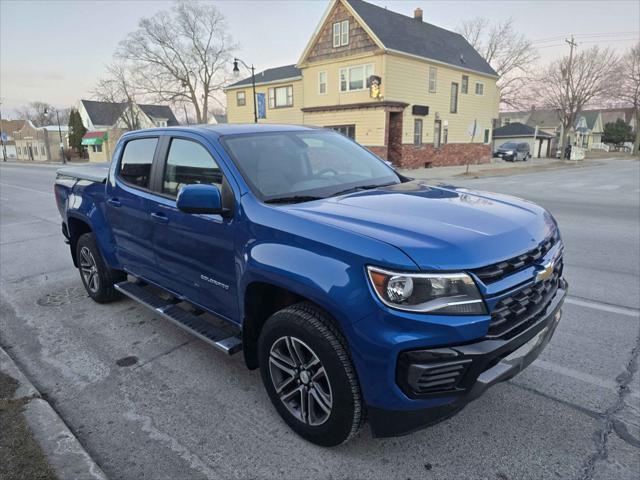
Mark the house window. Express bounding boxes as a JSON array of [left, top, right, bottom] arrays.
[[475, 82, 484, 95], [428, 67, 437, 93], [318, 71, 327, 94], [92, 144, 102, 153], [17, 146, 21, 155], [484, 129, 490, 144], [339, 64, 374, 92], [237, 91, 246, 106], [414, 119, 423, 147], [450, 82, 459, 113], [333, 20, 349, 47], [461, 75, 469, 94], [328, 124, 356, 140], [434, 120, 442, 149], [504, 118, 511, 125], [41, 146, 45, 156], [268, 85, 294, 108]]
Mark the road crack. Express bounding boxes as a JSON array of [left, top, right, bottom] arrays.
[[579, 328, 640, 480]]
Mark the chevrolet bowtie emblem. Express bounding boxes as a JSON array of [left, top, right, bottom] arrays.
[[535, 259, 555, 282]]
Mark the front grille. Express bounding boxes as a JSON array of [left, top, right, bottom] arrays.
[[473, 232, 559, 284], [413, 360, 471, 394], [487, 258, 563, 338]]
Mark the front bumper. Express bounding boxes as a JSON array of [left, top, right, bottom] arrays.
[[368, 282, 566, 437]]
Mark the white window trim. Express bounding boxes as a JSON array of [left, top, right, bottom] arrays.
[[333, 23, 341, 48], [340, 20, 349, 46], [268, 85, 294, 108], [428, 67, 437, 93], [318, 71, 327, 95], [236, 91, 246, 106], [333, 20, 349, 47], [339, 63, 374, 93], [475, 81, 485, 96], [483, 128, 491, 144]]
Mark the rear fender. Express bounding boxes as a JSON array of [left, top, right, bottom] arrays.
[[66, 181, 120, 269]]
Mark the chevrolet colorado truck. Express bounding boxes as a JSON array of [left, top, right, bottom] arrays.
[[54, 125, 566, 446]]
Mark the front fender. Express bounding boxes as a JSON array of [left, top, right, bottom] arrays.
[[240, 241, 376, 328]]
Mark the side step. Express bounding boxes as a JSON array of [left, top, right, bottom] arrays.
[[115, 281, 242, 355]]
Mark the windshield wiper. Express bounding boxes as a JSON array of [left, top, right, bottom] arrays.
[[264, 195, 324, 204], [331, 182, 395, 198]]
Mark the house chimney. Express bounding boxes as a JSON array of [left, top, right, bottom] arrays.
[[414, 7, 423, 21]]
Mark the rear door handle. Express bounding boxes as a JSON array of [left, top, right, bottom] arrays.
[[150, 212, 169, 224], [107, 198, 121, 207]]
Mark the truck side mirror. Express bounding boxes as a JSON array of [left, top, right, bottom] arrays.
[[176, 184, 224, 215]]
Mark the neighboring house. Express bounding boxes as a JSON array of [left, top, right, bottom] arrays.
[[492, 122, 554, 158], [209, 113, 228, 124], [572, 111, 603, 149], [13, 121, 69, 162], [501, 108, 614, 152], [225, 0, 500, 168], [0, 120, 25, 159], [78, 99, 179, 162], [591, 107, 637, 133]]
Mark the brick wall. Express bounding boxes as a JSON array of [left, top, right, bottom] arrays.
[[398, 143, 492, 168], [366, 146, 388, 159], [305, 1, 378, 63]]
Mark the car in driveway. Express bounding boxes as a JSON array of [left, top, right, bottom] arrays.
[[495, 142, 531, 161], [53, 124, 566, 446]]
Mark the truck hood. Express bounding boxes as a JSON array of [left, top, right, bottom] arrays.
[[285, 181, 556, 271]]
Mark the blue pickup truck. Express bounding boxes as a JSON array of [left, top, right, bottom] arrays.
[[54, 124, 566, 446]]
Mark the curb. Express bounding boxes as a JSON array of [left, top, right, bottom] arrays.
[[0, 347, 108, 480]]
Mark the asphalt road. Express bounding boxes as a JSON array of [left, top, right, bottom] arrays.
[[1, 160, 639, 480]]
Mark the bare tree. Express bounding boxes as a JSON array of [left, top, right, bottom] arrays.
[[116, 0, 234, 124], [92, 62, 143, 131], [458, 18, 538, 108], [15, 101, 70, 127], [535, 46, 618, 149], [616, 42, 640, 155]]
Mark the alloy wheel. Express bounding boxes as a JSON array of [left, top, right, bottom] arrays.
[[79, 246, 100, 293], [268, 336, 333, 426]]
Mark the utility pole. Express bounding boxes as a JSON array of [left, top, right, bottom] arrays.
[[0, 103, 7, 162], [563, 35, 578, 150]]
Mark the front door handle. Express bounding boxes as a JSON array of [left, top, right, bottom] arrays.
[[150, 212, 169, 224], [107, 198, 121, 207]]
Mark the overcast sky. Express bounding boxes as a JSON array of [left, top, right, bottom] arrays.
[[1, 0, 638, 115]]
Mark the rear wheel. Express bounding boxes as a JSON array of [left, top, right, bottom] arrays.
[[76, 233, 125, 303], [258, 303, 364, 446]]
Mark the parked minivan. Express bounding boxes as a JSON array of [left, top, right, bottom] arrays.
[[495, 142, 531, 161]]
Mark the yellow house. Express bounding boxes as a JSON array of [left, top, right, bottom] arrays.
[[225, 0, 499, 168]]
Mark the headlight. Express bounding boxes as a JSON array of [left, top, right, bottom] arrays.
[[367, 266, 486, 315]]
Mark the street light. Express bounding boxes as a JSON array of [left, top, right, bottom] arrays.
[[233, 58, 258, 123], [44, 107, 66, 164]]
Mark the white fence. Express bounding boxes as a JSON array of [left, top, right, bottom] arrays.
[[591, 142, 610, 152]]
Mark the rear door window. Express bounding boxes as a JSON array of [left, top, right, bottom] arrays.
[[118, 138, 158, 189], [162, 138, 223, 197]]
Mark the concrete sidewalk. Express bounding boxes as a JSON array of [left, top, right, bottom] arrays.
[[397, 157, 607, 181], [0, 347, 107, 480]]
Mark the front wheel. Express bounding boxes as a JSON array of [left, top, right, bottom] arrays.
[[258, 303, 364, 446], [76, 233, 125, 303]]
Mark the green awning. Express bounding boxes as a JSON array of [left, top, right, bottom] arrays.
[[81, 131, 108, 146]]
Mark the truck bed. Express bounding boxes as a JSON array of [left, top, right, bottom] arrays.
[[56, 163, 110, 183]]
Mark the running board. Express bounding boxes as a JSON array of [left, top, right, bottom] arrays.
[[115, 281, 242, 355]]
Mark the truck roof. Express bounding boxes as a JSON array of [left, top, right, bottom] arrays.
[[121, 123, 319, 140]]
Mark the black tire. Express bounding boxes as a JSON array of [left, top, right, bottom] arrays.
[[258, 302, 364, 446], [76, 233, 125, 303]]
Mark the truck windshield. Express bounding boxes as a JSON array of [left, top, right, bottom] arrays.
[[221, 130, 400, 203]]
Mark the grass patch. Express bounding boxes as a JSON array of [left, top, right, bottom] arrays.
[[0, 371, 57, 480]]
